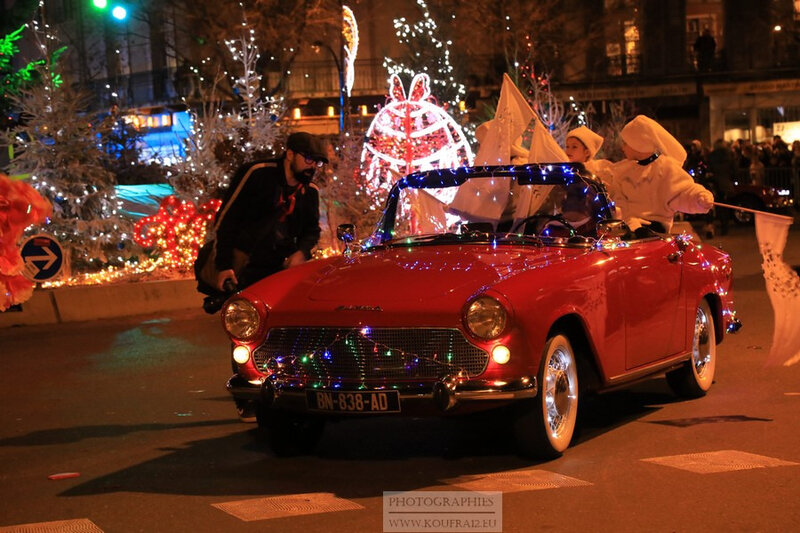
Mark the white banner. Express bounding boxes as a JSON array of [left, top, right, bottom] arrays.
[[755, 212, 800, 366]]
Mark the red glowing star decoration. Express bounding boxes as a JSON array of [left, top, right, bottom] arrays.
[[133, 195, 221, 270]]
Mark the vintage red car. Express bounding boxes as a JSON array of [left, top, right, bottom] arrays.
[[221, 164, 740, 459]]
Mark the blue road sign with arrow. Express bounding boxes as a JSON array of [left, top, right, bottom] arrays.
[[20, 234, 64, 282]]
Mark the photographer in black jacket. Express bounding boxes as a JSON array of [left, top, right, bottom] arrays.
[[213, 132, 327, 292]]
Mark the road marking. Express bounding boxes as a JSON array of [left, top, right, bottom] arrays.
[[212, 493, 364, 522], [0, 519, 103, 532], [441, 469, 592, 493], [641, 449, 799, 474]]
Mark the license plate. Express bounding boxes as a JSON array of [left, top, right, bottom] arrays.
[[306, 390, 401, 413]]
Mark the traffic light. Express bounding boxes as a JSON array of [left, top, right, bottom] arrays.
[[90, 1, 128, 21]]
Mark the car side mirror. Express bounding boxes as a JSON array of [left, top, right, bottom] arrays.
[[597, 219, 629, 239], [337, 223, 356, 256]]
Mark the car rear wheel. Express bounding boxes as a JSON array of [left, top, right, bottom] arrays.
[[666, 299, 716, 398], [256, 406, 325, 457], [514, 333, 579, 459]]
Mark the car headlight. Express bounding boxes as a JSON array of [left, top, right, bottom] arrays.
[[222, 299, 261, 340], [464, 296, 507, 339]]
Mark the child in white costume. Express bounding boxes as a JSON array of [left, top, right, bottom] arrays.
[[564, 126, 613, 180], [607, 115, 714, 232]]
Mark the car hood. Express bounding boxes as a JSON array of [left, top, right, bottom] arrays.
[[307, 245, 589, 303]]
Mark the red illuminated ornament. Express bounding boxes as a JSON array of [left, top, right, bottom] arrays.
[[133, 195, 221, 270], [360, 73, 473, 205]]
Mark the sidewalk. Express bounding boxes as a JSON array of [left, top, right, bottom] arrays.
[[0, 279, 203, 328], [2, 222, 796, 329]]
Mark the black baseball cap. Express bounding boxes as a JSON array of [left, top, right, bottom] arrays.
[[286, 132, 329, 164]]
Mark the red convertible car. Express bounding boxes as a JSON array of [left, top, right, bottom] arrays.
[[221, 164, 740, 459]]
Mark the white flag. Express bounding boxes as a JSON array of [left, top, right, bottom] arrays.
[[513, 118, 570, 222], [450, 74, 535, 223], [755, 211, 800, 366]]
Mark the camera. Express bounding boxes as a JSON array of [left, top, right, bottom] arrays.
[[202, 279, 237, 314]]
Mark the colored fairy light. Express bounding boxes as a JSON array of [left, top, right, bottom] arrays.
[[133, 195, 221, 271]]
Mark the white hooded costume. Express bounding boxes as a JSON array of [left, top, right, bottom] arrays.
[[566, 126, 613, 180], [607, 115, 713, 232]]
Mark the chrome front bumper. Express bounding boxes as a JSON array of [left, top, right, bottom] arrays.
[[227, 374, 537, 413]]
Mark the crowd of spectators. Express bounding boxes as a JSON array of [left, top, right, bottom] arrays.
[[682, 134, 799, 237], [685, 135, 800, 185], [731, 136, 799, 185]]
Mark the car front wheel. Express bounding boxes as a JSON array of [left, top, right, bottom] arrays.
[[256, 406, 325, 457], [666, 299, 716, 398], [514, 333, 579, 459]]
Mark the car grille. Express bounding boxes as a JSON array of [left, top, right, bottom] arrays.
[[253, 327, 489, 380]]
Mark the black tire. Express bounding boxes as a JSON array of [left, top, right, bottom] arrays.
[[234, 399, 257, 423], [514, 333, 579, 459], [666, 299, 716, 398], [256, 406, 325, 457]]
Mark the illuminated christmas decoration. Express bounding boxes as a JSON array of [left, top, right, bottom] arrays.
[[342, 5, 358, 97], [133, 195, 221, 271], [169, 14, 284, 206], [516, 33, 589, 146], [6, 17, 131, 269], [384, 0, 466, 115], [360, 73, 473, 205]]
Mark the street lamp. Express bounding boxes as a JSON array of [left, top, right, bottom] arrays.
[[313, 40, 347, 132]]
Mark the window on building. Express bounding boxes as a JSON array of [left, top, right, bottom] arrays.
[[795, 0, 800, 20], [606, 43, 623, 76], [687, 15, 717, 69], [624, 20, 640, 74]]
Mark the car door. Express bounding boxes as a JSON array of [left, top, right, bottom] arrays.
[[610, 236, 685, 369]]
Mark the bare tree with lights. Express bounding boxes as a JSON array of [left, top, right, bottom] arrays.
[[164, 0, 342, 101], [383, 0, 467, 119], [168, 18, 286, 206], [316, 130, 384, 252]]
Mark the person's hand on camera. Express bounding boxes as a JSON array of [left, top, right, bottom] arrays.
[[283, 250, 306, 269], [217, 269, 237, 292]]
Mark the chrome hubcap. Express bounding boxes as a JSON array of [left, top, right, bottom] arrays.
[[693, 307, 712, 377], [544, 348, 576, 438]]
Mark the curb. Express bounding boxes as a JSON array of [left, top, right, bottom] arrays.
[[0, 279, 203, 328]]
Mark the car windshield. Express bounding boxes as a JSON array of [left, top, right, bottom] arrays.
[[366, 164, 615, 247]]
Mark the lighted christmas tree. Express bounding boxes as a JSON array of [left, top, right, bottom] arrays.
[[2, 21, 131, 270]]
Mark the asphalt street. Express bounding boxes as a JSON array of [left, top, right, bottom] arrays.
[[1, 222, 799, 533]]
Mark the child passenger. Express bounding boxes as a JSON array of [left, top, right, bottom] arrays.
[[607, 115, 714, 233], [564, 126, 613, 180]]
